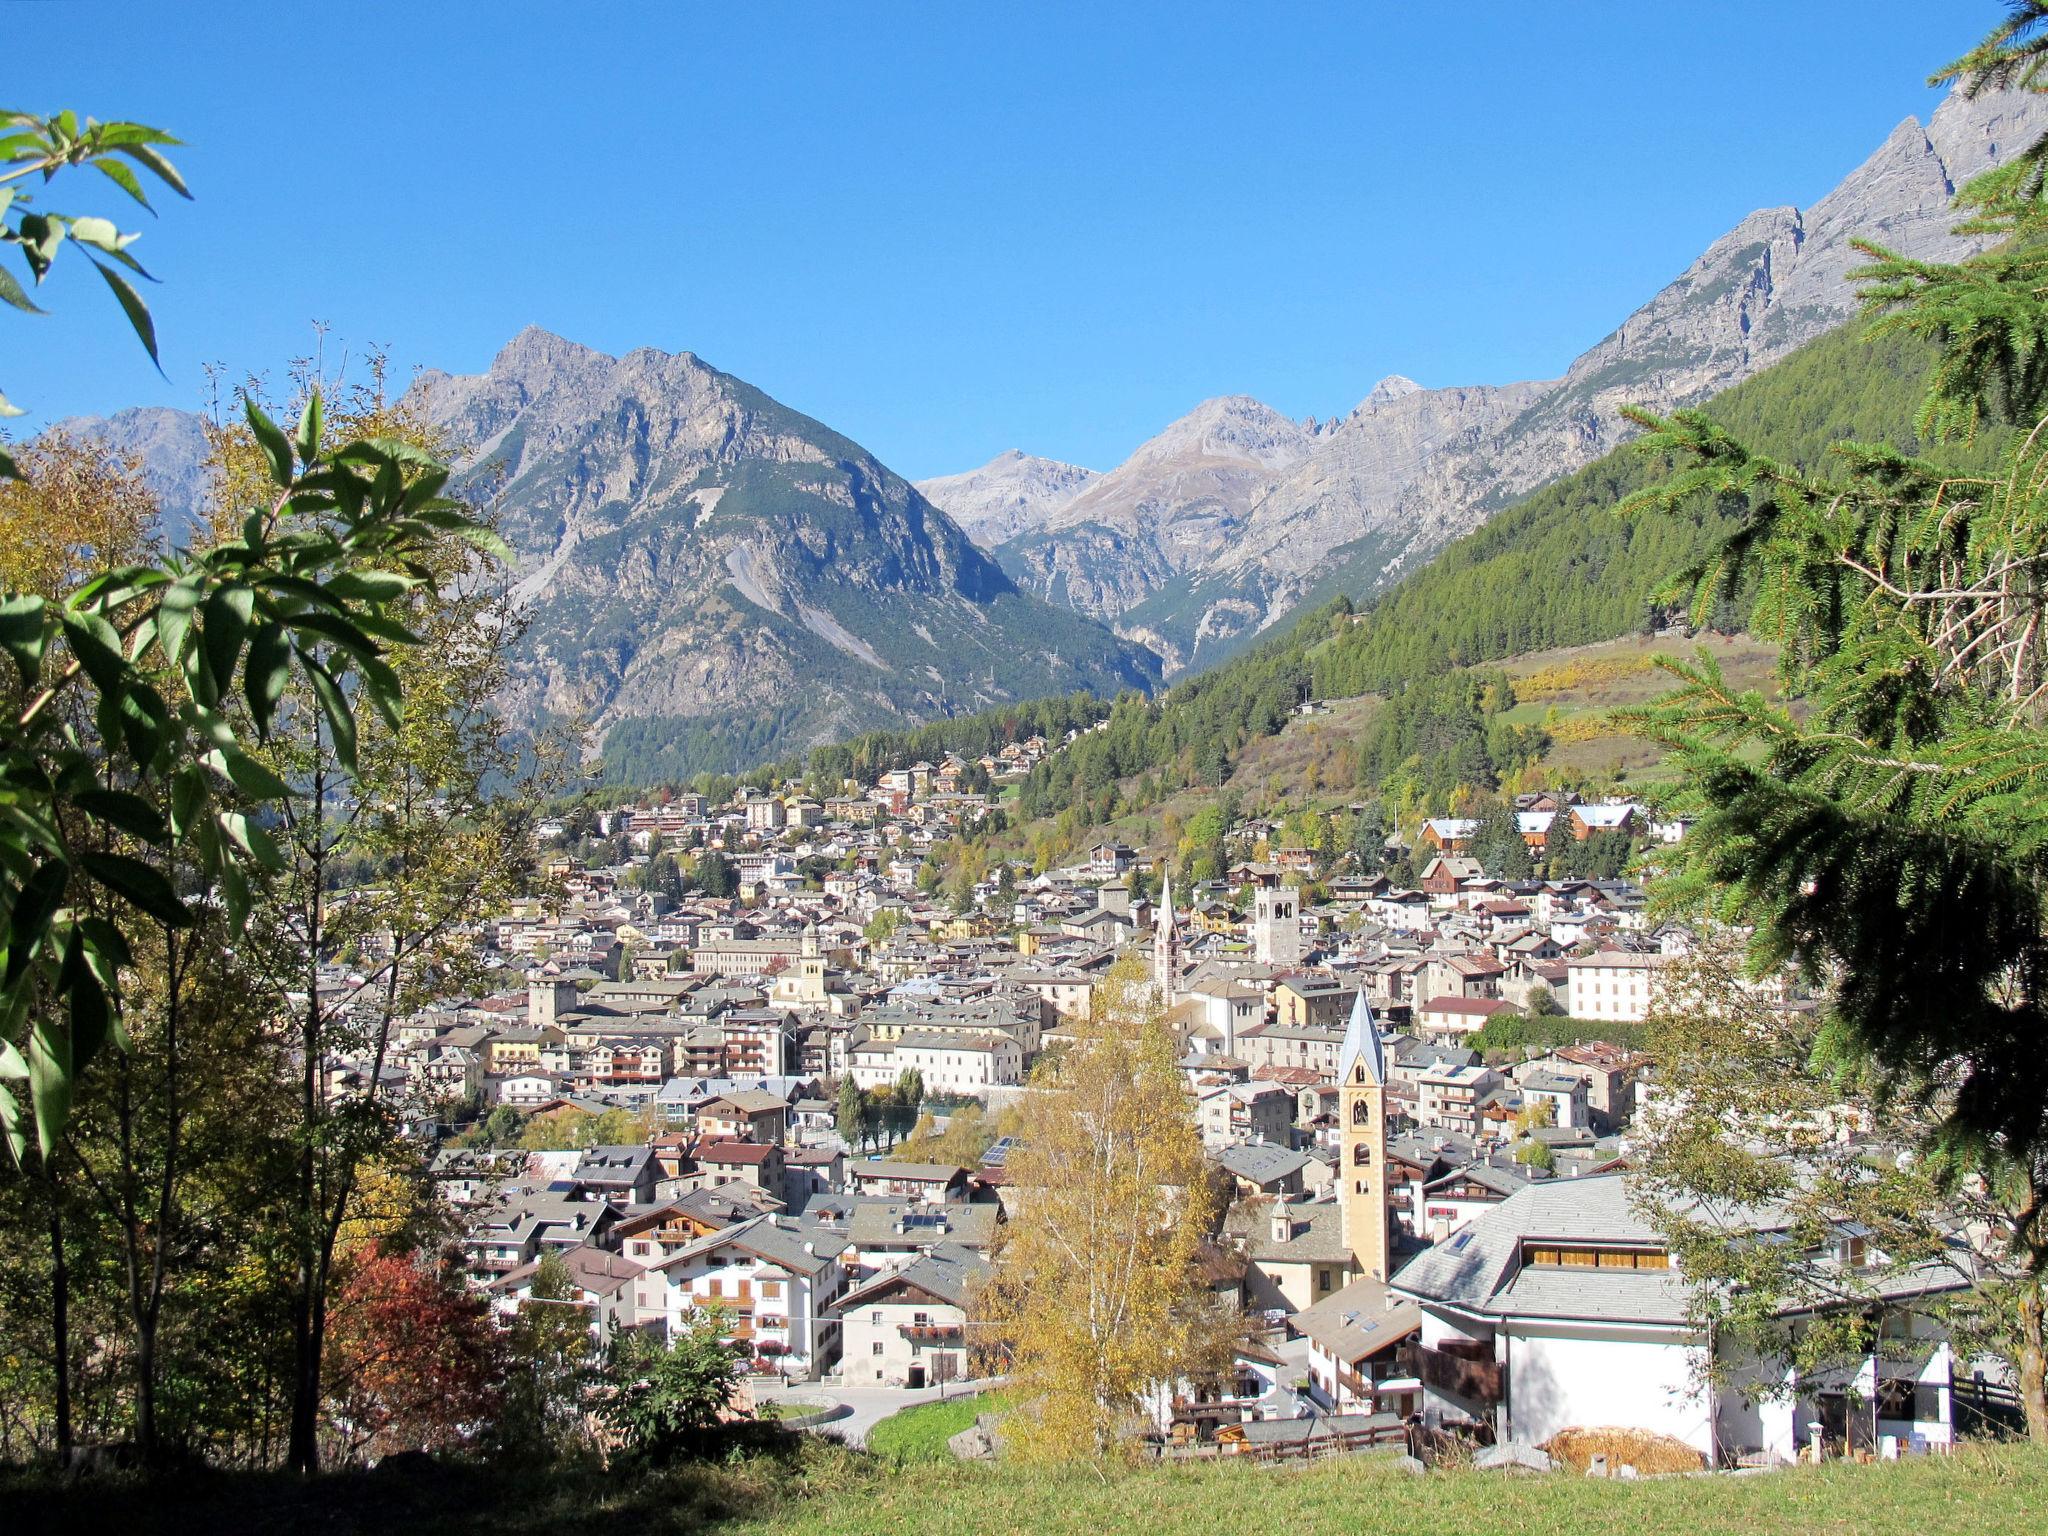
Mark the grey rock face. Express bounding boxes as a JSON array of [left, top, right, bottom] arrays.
[[915, 449, 1101, 546], [402, 329, 1160, 768], [990, 395, 1329, 621]]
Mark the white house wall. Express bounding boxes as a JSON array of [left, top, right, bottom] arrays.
[[1504, 1321, 1712, 1455]]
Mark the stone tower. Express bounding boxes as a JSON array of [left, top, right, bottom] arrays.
[[1154, 872, 1179, 1004], [1338, 987, 1391, 1281], [794, 921, 828, 1005], [1253, 884, 1301, 966], [527, 971, 579, 1032]]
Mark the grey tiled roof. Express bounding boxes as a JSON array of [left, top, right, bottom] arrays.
[[1217, 1144, 1313, 1185], [1392, 1172, 1973, 1327], [1291, 1273, 1421, 1363]]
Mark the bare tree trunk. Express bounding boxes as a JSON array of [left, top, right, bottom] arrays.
[[2020, 1283, 2048, 1446], [45, 1173, 71, 1464], [287, 961, 323, 1474], [287, 762, 326, 1476]]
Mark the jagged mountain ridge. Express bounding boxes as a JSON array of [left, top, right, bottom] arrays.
[[929, 84, 2044, 674], [397, 329, 1160, 775], [975, 395, 1333, 621]]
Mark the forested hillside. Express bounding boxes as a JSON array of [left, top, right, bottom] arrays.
[[1307, 322, 2009, 696], [1008, 319, 2013, 832], [649, 319, 2009, 844]]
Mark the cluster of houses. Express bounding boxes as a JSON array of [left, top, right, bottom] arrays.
[[328, 764, 1974, 1466]]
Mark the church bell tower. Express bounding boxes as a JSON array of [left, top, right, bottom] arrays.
[[1154, 871, 1179, 1004], [1338, 987, 1391, 1281]]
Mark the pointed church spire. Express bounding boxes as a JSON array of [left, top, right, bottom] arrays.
[[1339, 984, 1384, 1086], [1154, 870, 1178, 1003]]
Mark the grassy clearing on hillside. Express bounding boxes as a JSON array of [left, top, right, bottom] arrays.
[[864, 1392, 1008, 1460], [1224, 694, 1381, 807], [1500, 634, 1780, 783]]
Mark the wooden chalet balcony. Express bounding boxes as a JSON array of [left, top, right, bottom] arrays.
[[899, 1323, 964, 1343], [1410, 1341, 1503, 1405]]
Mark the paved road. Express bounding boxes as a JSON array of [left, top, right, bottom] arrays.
[[750, 1375, 1006, 1448]]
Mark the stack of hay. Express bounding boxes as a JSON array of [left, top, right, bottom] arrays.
[[1542, 1426, 1705, 1476]]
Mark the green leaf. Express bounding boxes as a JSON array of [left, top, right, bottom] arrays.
[[0, 259, 45, 314], [359, 652, 403, 730], [65, 215, 133, 255], [216, 810, 283, 872], [169, 764, 207, 840], [91, 156, 151, 209], [0, 1089, 24, 1171], [205, 745, 292, 803], [15, 212, 64, 279], [27, 1019, 72, 1159], [323, 570, 415, 603], [107, 681, 171, 771], [87, 256, 159, 368], [296, 391, 324, 466], [302, 654, 358, 773], [112, 140, 191, 199], [243, 623, 290, 738], [0, 1083, 24, 1169], [0, 595, 46, 686], [288, 609, 381, 663], [75, 916, 133, 1008], [78, 851, 190, 927], [245, 397, 295, 488], [72, 787, 169, 846], [60, 609, 127, 693], [4, 857, 70, 985], [155, 576, 201, 666], [220, 858, 250, 932], [67, 965, 111, 1071], [201, 583, 255, 697]]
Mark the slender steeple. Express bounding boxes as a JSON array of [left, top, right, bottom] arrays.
[[1154, 871, 1178, 1004], [1338, 986, 1391, 1281]]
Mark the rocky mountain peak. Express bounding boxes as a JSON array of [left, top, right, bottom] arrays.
[[914, 450, 1102, 547], [1129, 394, 1310, 471], [1359, 374, 1424, 409], [1006, 83, 2048, 677]]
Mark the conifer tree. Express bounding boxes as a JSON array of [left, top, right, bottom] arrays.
[[1622, 10, 2048, 1441]]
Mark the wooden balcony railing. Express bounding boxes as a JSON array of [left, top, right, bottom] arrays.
[[1412, 1343, 1503, 1405]]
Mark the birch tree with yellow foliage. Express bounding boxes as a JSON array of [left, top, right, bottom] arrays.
[[978, 957, 1219, 1460]]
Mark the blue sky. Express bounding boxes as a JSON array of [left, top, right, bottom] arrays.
[[10, 2, 1999, 479]]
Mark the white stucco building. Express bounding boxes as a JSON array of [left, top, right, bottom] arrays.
[[1564, 948, 1665, 1024], [1392, 1174, 1966, 1464], [637, 1214, 849, 1380], [832, 1244, 988, 1388]]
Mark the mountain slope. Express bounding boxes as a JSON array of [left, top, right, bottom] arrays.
[[984, 315, 2014, 848], [913, 450, 1100, 546], [989, 394, 1329, 623], [402, 329, 1160, 781], [56, 405, 213, 551], [998, 84, 2045, 676]]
